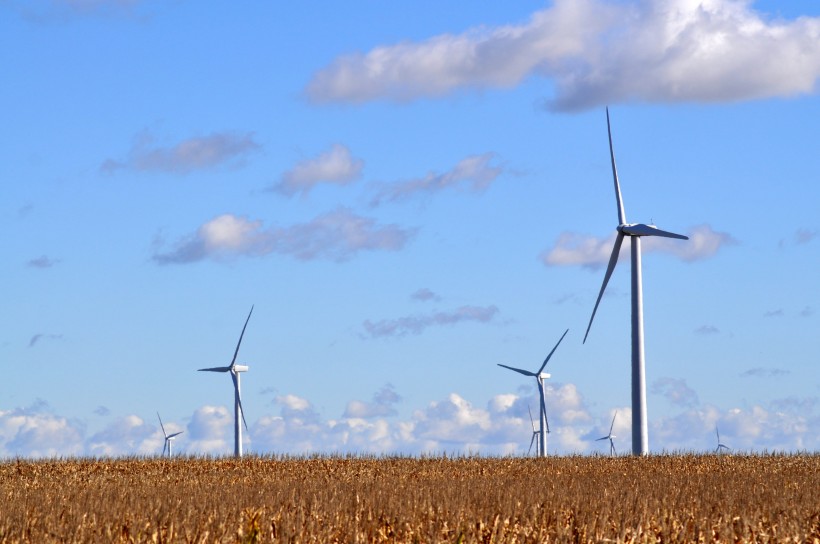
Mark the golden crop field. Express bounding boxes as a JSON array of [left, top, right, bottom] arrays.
[[1, 454, 818, 543]]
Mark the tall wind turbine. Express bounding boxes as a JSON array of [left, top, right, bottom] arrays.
[[583, 108, 688, 456], [527, 405, 541, 456], [157, 412, 183, 458], [199, 305, 253, 457], [715, 426, 730, 454], [499, 329, 568, 457], [596, 411, 617, 456]]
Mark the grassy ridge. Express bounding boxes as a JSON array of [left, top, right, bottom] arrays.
[[1, 454, 818, 542]]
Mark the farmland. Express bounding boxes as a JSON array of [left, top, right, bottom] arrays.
[[1, 454, 818, 543]]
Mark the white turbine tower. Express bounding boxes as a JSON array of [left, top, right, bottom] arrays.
[[715, 426, 730, 454], [498, 329, 568, 457], [596, 411, 617, 456], [583, 108, 689, 456], [199, 305, 253, 457], [527, 405, 541, 456], [157, 412, 183, 458]]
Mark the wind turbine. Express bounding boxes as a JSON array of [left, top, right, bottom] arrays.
[[715, 426, 730, 454], [527, 405, 541, 456], [198, 305, 253, 457], [157, 412, 183, 458], [596, 411, 617, 456], [583, 108, 689, 456], [498, 329, 568, 457]]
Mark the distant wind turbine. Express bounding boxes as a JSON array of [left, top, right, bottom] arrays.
[[199, 305, 254, 457], [583, 108, 689, 456], [715, 426, 730, 454], [498, 329, 569, 457], [527, 405, 541, 456], [157, 412, 183, 458], [596, 411, 617, 456]]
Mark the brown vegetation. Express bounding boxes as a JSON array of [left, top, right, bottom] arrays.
[[1, 454, 818, 543]]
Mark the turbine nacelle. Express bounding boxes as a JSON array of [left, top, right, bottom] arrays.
[[233, 364, 249, 373], [539, 372, 551, 380]]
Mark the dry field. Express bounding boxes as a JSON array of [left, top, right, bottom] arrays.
[[1, 454, 818, 543]]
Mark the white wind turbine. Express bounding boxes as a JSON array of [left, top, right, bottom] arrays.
[[527, 405, 541, 456], [715, 426, 730, 454], [198, 305, 253, 457], [499, 329, 568, 457], [157, 412, 183, 458], [583, 108, 689, 456], [596, 411, 617, 456]]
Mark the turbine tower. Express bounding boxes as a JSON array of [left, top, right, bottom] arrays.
[[715, 426, 730, 454], [583, 108, 688, 456], [527, 405, 541, 456], [157, 412, 183, 458], [199, 305, 253, 457], [596, 411, 617, 456], [498, 329, 568, 457]]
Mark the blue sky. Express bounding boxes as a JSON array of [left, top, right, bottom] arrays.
[[2, 0, 818, 457]]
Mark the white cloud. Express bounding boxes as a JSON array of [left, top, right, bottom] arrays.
[[184, 405, 233, 455], [306, 0, 820, 110], [541, 224, 735, 268], [370, 153, 505, 206], [271, 144, 364, 197], [343, 384, 401, 419], [363, 305, 499, 338], [86, 415, 158, 457], [651, 377, 700, 407], [152, 208, 414, 264], [0, 401, 85, 458], [101, 131, 260, 175]]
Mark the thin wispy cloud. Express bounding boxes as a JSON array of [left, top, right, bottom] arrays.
[[370, 153, 505, 206], [26, 255, 60, 269], [153, 208, 414, 264], [794, 229, 818, 245], [363, 305, 499, 338], [101, 131, 260, 175], [306, 0, 820, 110], [694, 325, 720, 336], [411, 288, 441, 302], [541, 224, 736, 269], [651, 377, 699, 407], [799, 306, 814, 318], [28, 333, 63, 348], [270, 144, 364, 197], [740, 367, 790, 379], [764, 309, 784, 318]]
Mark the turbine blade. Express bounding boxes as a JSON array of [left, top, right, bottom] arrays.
[[609, 412, 617, 435], [157, 412, 167, 438], [230, 305, 254, 368], [621, 223, 688, 239], [607, 107, 626, 225], [538, 328, 569, 373], [198, 366, 231, 372], [528, 433, 536, 455], [162, 440, 167, 457], [168, 431, 183, 439], [528, 405, 536, 432], [716, 427, 720, 442], [497, 364, 536, 377], [232, 372, 249, 431], [583, 233, 624, 344], [545, 412, 550, 434], [596, 436, 608, 441]]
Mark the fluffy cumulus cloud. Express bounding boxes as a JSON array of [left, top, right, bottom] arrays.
[[184, 405, 233, 455], [652, 377, 700, 407], [0, 401, 85, 458], [541, 224, 735, 268], [370, 153, 506, 206], [271, 144, 364, 197], [306, 0, 820, 110], [86, 415, 159, 457], [101, 131, 260, 175], [152, 208, 414, 264], [363, 305, 499, 338], [343, 384, 402, 419]]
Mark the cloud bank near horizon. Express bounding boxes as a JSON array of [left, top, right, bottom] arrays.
[[306, 0, 820, 110], [2, 381, 817, 458]]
